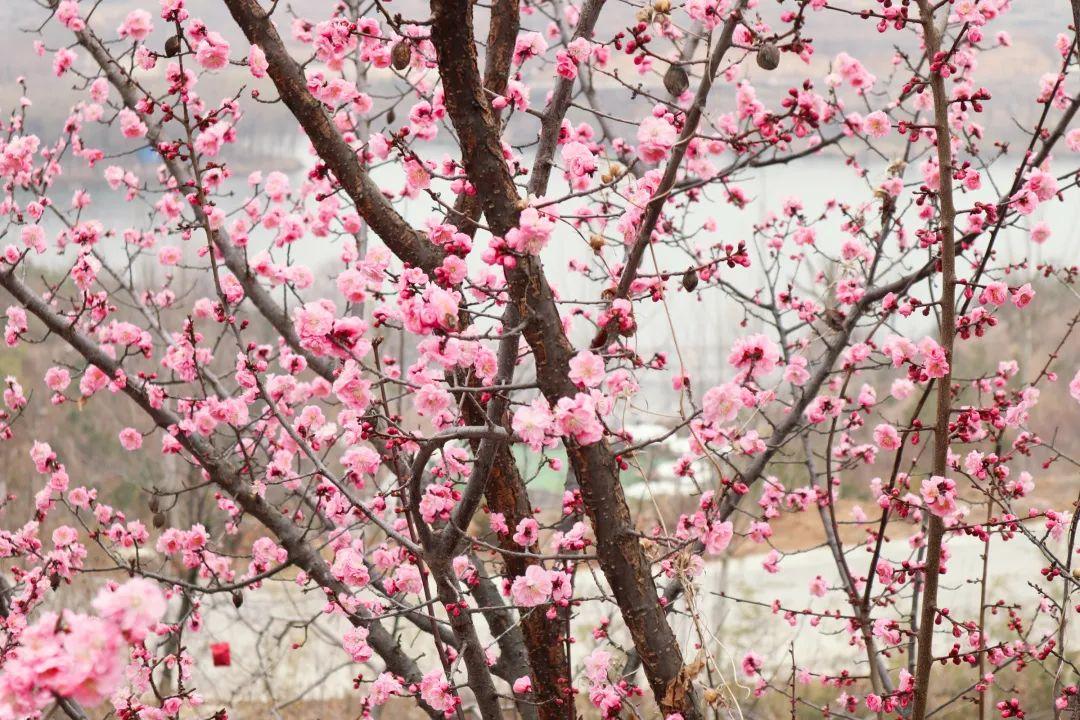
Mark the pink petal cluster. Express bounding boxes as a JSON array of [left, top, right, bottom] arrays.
[[0, 580, 166, 717]]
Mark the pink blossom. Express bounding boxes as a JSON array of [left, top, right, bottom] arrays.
[[57, 1, 85, 31], [863, 110, 890, 137], [249, 44, 268, 78], [1009, 186, 1038, 214], [512, 397, 555, 451], [560, 141, 597, 181], [637, 116, 677, 164], [921, 475, 958, 517], [584, 648, 611, 684], [1030, 221, 1052, 244], [1025, 168, 1059, 202], [53, 47, 77, 77], [804, 395, 842, 424], [419, 483, 459, 523], [45, 367, 71, 392], [832, 52, 876, 92], [5, 306, 27, 347], [504, 207, 555, 255], [882, 335, 916, 366], [555, 50, 579, 80], [21, 225, 46, 254], [117, 9, 154, 40], [419, 670, 458, 715], [978, 281, 1008, 306], [92, 578, 167, 641], [510, 564, 553, 606], [0, 612, 122, 713], [490, 512, 509, 535], [414, 384, 453, 421], [874, 424, 901, 450], [370, 673, 404, 705], [702, 382, 748, 425], [0, 135, 39, 179], [704, 520, 733, 554], [728, 334, 781, 378], [264, 170, 291, 200], [553, 392, 604, 445], [569, 351, 605, 388], [513, 32, 548, 65], [686, 0, 733, 29], [404, 159, 431, 191], [158, 245, 182, 266], [118, 427, 143, 451], [1070, 369, 1080, 403], [512, 518, 539, 547], [343, 626, 373, 662], [784, 356, 810, 386], [741, 651, 764, 677], [118, 108, 147, 139], [1068, 128, 1080, 152], [196, 32, 231, 71], [332, 547, 371, 587], [333, 360, 372, 412]]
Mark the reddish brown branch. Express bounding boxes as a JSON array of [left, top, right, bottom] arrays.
[[910, 4, 958, 718], [427, 1, 702, 716]]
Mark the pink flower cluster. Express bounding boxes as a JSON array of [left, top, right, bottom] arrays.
[[921, 475, 959, 517], [0, 579, 166, 718], [509, 564, 572, 607]]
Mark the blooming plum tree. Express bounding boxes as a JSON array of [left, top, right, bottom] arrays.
[[0, 0, 1079, 719]]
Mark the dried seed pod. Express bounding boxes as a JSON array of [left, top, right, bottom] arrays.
[[756, 43, 780, 71], [391, 41, 411, 71], [823, 306, 845, 331], [164, 35, 182, 58], [148, 495, 160, 513], [681, 267, 699, 291], [589, 234, 605, 253], [663, 64, 689, 96], [232, 591, 244, 608], [385, 108, 396, 125], [653, 0, 672, 12], [153, 512, 166, 528]]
